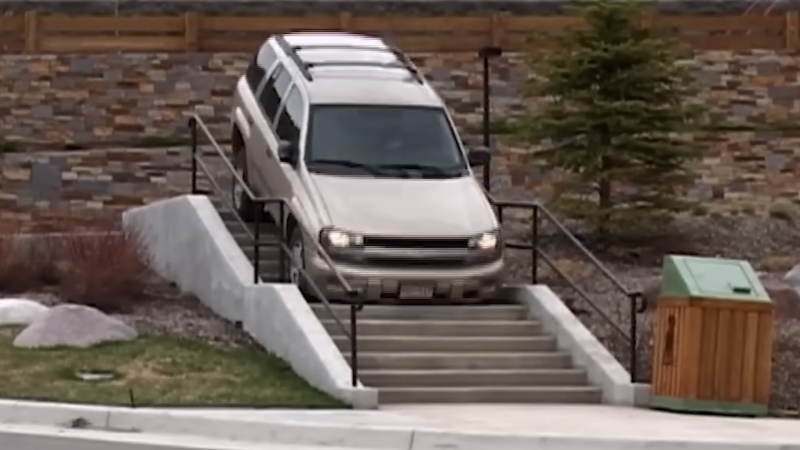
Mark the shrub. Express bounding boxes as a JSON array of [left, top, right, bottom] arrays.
[[0, 232, 60, 294], [56, 229, 151, 313]]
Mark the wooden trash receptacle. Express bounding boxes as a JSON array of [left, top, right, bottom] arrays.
[[651, 255, 773, 417]]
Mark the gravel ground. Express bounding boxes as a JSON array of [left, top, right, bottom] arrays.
[[18, 281, 259, 351], [503, 213, 800, 415]]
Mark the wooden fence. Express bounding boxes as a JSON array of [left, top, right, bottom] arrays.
[[0, 11, 797, 54]]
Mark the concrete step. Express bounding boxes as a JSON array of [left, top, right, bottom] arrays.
[[347, 352, 573, 370], [332, 335, 556, 353], [359, 368, 589, 387], [377, 386, 602, 404], [240, 246, 282, 261], [320, 319, 544, 337], [315, 304, 528, 321]]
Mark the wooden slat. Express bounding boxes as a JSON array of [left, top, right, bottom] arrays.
[[685, 34, 784, 50], [39, 35, 185, 53], [0, 38, 22, 53], [712, 309, 731, 400], [740, 311, 760, 403], [727, 309, 746, 402], [654, 15, 783, 30], [505, 16, 584, 32], [200, 16, 339, 32], [349, 16, 490, 32], [39, 16, 183, 33], [0, 16, 24, 32], [200, 36, 266, 52], [390, 35, 490, 53]]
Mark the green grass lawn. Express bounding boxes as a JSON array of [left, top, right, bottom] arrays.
[[0, 328, 344, 408]]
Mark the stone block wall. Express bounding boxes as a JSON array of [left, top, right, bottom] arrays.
[[1, 49, 800, 229]]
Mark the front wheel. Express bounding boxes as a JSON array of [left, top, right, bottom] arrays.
[[232, 151, 255, 222]]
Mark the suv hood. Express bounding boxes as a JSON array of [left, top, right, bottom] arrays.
[[309, 174, 497, 236]]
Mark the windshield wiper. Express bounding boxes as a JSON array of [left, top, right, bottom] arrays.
[[376, 163, 466, 177], [308, 159, 383, 175]]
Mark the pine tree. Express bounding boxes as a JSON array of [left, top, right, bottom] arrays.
[[519, 1, 704, 237]]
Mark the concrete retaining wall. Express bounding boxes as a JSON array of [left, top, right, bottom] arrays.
[[121, 195, 378, 408]]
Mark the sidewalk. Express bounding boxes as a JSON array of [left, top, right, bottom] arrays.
[[0, 400, 798, 450]]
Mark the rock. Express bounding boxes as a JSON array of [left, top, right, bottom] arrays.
[[784, 263, 800, 290], [763, 278, 800, 320], [13, 304, 138, 349], [0, 299, 50, 326]]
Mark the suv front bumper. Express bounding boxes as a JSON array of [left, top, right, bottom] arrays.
[[305, 253, 506, 301]]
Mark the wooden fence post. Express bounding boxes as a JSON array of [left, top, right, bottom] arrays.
[[490, 13, 507, 49], [23, 10, 38, 53], [184, 12, 199, 52], [786, 11, 799, 50], [339, 12, 352, 32]]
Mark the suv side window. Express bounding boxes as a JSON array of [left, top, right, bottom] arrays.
[[258, 64, 291, 123], [275, 86, 305, 145], [245, 44, 278, 93], [244, 56, 264, 93]]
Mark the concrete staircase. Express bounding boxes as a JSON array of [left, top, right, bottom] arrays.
[[315, 303, 600, 404], [216, 203, 601, 404]]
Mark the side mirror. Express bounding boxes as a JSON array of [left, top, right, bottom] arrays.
[[278, 140, 298, 165], [468, 148, 491, 167]]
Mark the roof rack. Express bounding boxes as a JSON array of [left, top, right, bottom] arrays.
[[276, 38, 423, 84], [274, 35, 314, 81]]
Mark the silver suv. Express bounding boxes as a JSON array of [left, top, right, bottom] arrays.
[[230, 32, 505, 300]]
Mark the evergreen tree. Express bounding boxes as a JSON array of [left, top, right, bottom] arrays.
[[519, 1, 704, 236]]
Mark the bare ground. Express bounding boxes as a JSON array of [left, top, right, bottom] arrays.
[[503, 213, 800, 415]]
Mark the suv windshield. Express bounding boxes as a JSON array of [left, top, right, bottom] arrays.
[[306, 105, 469, 178]]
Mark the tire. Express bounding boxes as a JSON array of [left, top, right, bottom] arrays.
[[285, 225, 318, 301], [232, 151, 256, 222]]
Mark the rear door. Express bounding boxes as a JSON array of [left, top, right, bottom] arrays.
[[248, 64, 292, 198], [269, 84, 307, 205]]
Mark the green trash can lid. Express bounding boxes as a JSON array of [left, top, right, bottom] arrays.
[[661, 255, 771, 302]]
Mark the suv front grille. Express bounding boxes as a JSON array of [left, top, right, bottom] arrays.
[[362, 236, 470, 249]]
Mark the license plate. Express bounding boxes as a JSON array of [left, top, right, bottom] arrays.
[[399, 285, 435, 299]]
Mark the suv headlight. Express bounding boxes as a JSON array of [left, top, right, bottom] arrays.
[[468, 230, 500, 250], [320, 228, 364, 248]]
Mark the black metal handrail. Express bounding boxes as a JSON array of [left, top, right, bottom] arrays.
[[489, 196, 646, 381], [187, 115, 362, 387]]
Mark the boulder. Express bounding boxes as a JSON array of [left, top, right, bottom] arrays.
[[762, 279, 800, 320], [784, 263, 800, 291], [0, 299, 50, 326], [13, 304, 137, 349]]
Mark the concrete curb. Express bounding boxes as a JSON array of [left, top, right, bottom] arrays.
[[1, 400, 799, 450]]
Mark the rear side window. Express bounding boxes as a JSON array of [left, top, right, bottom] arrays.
[[244, 56, 264, 93], [258, 64, 291, 123], [275, 87, 305, 144], [245, 44, 278, 94]]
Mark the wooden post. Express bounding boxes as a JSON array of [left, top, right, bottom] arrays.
[[184, 12, 199, 52], [339, 12, 352, 32], [23, 10, 38, 53], [786, 11, 799, 50], [490, 13, 507, 49]]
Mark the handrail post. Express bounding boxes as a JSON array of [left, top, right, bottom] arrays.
[[531, 204, 539, 283], [253, 201, 261, 284], [189, 117, 198, 194], [278, 202, 286, 282], [349, 300, 359, 387], [629, 292, 639, 382]]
